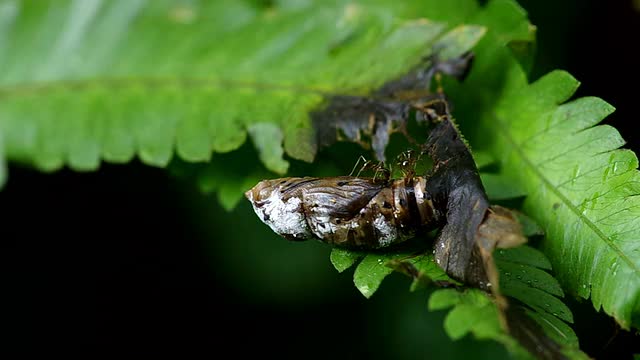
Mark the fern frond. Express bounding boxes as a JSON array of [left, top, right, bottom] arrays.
[[430, 0, 640, 330], [0, 0, 482, 185]]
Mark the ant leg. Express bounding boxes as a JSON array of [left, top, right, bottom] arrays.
[[349, 155, 368, 177], [350, 155, 391, 182], [355, 159, 377, 179]]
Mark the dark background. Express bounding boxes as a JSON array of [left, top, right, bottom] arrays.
[[1, 1, 639, 358]]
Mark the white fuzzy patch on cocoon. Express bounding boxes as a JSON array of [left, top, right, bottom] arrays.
[[309, 214, 339, 239], [249, 190, 312, 239], [373, 213, 397, 247]]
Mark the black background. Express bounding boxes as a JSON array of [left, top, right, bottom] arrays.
[[1, 1, 639, 358]]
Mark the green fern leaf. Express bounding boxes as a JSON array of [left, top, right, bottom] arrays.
[[493, 71, 639, 328], [428, 288, 528, 356], [451, 38, 637, 331], [0, 0, 483, 188], [428, 287, 589, 360], [330, 248, 364, 273], [353, 253, 400, 298], [424, 0, 640, 329], [330, 247, 459, 298], [331, 244, 586, 358]]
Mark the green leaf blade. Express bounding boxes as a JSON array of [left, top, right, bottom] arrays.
[[497, 259, 564, 297], [330, 248, 365, 273], [442, 7, 639, 327], [485, 63, 640, 329], [428, 288, 531, 358], [494, 246, 552, 270], [247, 122, 289, 175], [353, 254, 397, 298], [523, 308, 578, 346]]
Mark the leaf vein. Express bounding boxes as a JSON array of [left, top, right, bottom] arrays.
[[0, 76, 345, 100], [555, 160, 631, 189], [533, 140, 608, 168]]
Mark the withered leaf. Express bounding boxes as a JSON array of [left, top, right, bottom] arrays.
[[311, 96, 409, 162], [424, 116, 495, 289], [311, 53, 474, 162]]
